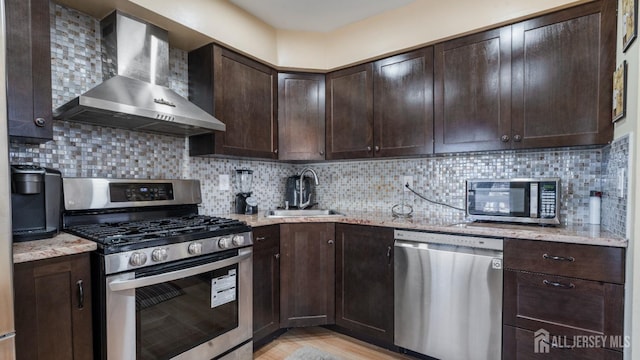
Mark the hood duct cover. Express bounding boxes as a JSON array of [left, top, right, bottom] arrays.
[[53, 11, 225, 136]]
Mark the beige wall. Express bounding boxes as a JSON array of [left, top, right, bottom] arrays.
[[615, 0, 639, 357], [278, 0, 587, 70], [130, 0, 586, 70], [130, 0, 279, 63]]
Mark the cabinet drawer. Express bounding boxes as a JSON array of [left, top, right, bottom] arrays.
[[504, 239, 624, 283], [253, 225, 280, 251], [504, 270, 624, 348], [503, 325, 623, 360]]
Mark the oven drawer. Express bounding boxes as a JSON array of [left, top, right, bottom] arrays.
[[503, 325, 623, 359], [503, 270, 624, 350], [504, 239, 624, 284]]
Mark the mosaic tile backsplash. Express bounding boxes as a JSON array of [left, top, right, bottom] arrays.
[[294, 143, 627, 234], [8, 4, 630, 235]]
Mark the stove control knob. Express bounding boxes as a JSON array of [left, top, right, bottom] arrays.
[[188, 242, 203, 255], [152, 248, 168, 262], [232, 235, 245, 246], [129, 252, 148, 267], [218, 237, 232, 249]]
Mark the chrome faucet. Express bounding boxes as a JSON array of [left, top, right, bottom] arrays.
[[299, 167, 319, 209]]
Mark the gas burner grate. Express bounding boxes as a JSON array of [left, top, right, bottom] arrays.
[[67, 215, 247, 246]]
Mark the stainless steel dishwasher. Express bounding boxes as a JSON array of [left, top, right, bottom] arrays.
[[394, 229, 503, 360]]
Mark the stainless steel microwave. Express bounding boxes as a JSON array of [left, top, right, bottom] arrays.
[[466, 178, 560, 225]]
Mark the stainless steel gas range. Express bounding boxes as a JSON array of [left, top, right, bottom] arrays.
[[62, 178, 253, 360]]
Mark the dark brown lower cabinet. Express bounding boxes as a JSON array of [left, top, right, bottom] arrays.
[[14, 253, 93, 360], [252, 225, 281, 345], [503, 238, 625, 359], [335, 224, 394, 345], [503, 325, 623, 360], [504, 270, 624, 344], [279, 223, 335, 327]]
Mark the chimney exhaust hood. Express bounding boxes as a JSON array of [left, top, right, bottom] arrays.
[[53, 11, 225, 136]]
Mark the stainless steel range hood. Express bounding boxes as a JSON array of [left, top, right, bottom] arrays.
[[53, 11, 225, 136]]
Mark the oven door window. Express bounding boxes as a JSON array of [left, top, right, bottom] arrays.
[[136, 264, 239, 359]]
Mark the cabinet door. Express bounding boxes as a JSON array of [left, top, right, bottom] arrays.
[[434, 27, 511, 153], [374, 48, 434, 157], [326, 64, 374, 160], [277, 73, 326, 161], [252, 225, 281, 345], [280, 223, 335, 327], [188, 45, 278, 159], [335, 224, 394, 344], [6, 0, 53, 142], [14, 253, 93, 360], [511, 0, 615, 149]]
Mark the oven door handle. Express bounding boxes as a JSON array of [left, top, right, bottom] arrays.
[[108, 251, 251, 292]]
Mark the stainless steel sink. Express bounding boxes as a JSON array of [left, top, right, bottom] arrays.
[[265, 209, 345, 218]]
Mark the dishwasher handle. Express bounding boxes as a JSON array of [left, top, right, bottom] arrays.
[[394, 230, 503, 251], [394, 239, 503, 258]]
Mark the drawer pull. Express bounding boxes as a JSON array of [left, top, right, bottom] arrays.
[[255, 236, 266, 242], [543, 279, 575, 289], [77, 280, 84, 309], [543, 254, 575, 262]]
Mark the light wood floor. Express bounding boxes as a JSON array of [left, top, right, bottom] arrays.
[[253, 327, 415, 360]]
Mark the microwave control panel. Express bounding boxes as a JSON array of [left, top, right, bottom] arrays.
[[539, 182, 557, 218]]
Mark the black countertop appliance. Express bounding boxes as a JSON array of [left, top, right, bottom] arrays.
[[10, 165, 62, 241]]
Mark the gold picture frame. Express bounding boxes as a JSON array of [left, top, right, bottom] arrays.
[[623, 0, 638, 52], [613, 61, 627, 122]]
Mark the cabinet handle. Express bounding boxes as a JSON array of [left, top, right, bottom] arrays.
[[274, 253, 280, 260], [387, 246, 392, 265], [327, 239, 334, 245], [543, 254, 575, 262], [77, 280, 84, 309], [500, 135, 510, 142], [366, 146, 372, 152], [273, 149, 278, 154], [255, 236, 266, 242], [543, 279, 575, 289], [375, 145, 380, 152], [319, 150, 324, 156], [513, 134, 522, 142], [34, 117, 46, 127]]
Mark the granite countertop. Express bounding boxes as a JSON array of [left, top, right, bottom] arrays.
[[13, 232, 97, 263], [228, 210, 628, 248], [12, 210, 626, 264]]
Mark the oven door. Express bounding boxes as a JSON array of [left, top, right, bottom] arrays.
[[105, 247, 252, 360]]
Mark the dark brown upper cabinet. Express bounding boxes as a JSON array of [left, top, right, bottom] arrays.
[[374, 48, 434, 157], [188, 44, 278, 159], [511, 0, 615, 149], [326, 47, 434, 160], [6, 0, 53, 142], [326, 64, 374, 159], [277, 73, 326, 161], [434, 27, 512, 153]]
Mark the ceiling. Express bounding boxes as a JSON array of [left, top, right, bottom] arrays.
[[228, 0, 415, 32]]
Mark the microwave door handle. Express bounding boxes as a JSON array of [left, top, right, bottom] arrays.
[[108, 251, 251, 292]]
